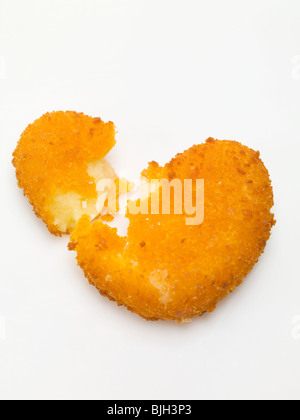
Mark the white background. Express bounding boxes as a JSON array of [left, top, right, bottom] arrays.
[[0, 0, 300, 400]]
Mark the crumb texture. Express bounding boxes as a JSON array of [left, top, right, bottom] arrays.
[[13, 111, 116, 235], [69, 139, 275, 322]]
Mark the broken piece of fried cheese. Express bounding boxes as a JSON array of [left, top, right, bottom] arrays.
[[69, 139, 275, 323], [13, 111, 119, 235]]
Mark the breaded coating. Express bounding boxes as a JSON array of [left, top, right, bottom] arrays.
[[13, 111, 117, 235], [69, 139, 275, 322]]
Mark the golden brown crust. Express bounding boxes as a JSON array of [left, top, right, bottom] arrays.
[[69, 139, 275, 322], [12, 111, 116, 235]]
